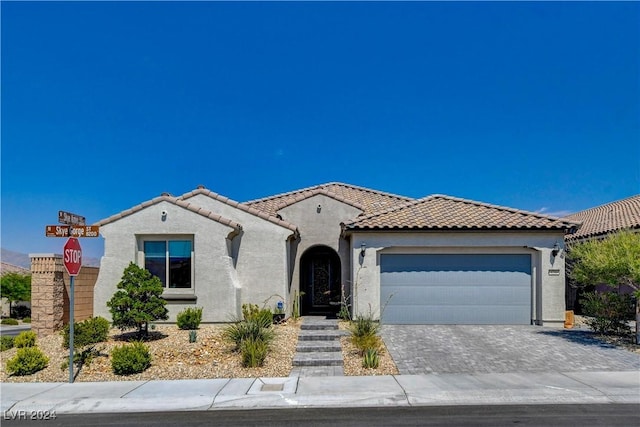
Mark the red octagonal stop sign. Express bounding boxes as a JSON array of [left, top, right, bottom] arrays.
[[63, 237, 82, 276]]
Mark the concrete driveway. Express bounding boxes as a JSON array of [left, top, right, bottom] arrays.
[[380, 325, 640, 375]]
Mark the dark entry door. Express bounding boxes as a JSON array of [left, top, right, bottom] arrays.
[[301, 247, 341, 315]]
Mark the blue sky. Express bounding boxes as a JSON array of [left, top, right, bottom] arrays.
[[2, 1, 639, 259]]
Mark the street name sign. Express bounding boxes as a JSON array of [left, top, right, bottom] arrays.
[[58, 210, 86, 226], [45, 225, 100, 238]]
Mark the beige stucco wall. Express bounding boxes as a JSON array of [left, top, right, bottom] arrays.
[[277, 194, 363, 311], [350, 231, 567, 327], [185, 194, 295, 313], [93, 201, 243, 323]]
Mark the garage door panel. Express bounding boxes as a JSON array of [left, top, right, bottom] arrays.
[[383, 305, 530, 325], [382, 285, 530, 306], [380, 254, 531, 325], [381, 271, 531, 286]]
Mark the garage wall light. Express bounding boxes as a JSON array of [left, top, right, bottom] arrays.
[[551, 241, 560, 257], [360, 242, 366, 257]]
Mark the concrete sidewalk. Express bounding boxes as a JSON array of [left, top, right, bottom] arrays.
[[2, 371, 639, 414]]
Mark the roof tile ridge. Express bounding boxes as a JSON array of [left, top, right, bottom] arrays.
[[432, 194, 581, 226], [181, 187, 299, 233], [323, 182, 414, 201], [96, 195, 171, 226], [272, 187, 365, 212], [343, 196, 435, 226], [244, 183, 326, 205]]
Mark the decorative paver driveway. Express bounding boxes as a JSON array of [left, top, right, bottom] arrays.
[[380, 325, 640, 375]]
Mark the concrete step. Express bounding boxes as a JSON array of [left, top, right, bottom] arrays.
[[293, 352, 344, 367], [297, 330, 346, 341], [296, 341, 342, 353], [300, 322, 339, 331]]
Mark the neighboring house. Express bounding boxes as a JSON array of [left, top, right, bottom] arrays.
[[93, 183, 580, 327], [1, 262, 30, 318], [563, 194, 640, 310]]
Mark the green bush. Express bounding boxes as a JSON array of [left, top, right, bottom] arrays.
[[223, 319, 274, 351], [111, 341, 152, 375], [22, 317, 31, 324], [348, 314, 380, 339], [362, 348, 380, 369], [241, 304, 272, 328], [240, 337, 269, 368], [5, 347, 49, 376], [14, 331, 37, 348], [1, 318, 19, 325], [177, 307, 203, 330], [62, 316, 110, 349], [580, 291, 634, 335], [351, 334, 381, 355], [1, 336, 15, 351]]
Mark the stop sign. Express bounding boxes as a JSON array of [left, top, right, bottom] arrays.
[[63, 237, 82, 276]]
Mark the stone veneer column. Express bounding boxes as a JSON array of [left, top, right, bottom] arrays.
[[30, 254, 65, 337]]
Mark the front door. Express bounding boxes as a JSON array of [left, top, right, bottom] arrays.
[[300, 247, 341, 315]]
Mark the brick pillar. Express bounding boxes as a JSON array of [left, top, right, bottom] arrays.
[[30, 254, 65, 337]]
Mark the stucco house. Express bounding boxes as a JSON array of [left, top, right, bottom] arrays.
[[93, 182, 580, 327]]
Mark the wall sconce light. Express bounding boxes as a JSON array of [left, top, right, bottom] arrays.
[[161, 210, 168, 221], [360, 242, 366, 257], [317, 204, 322, 213], [552, 241, 560, 257]]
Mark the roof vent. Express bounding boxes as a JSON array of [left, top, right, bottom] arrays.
[[197, 184, 205, 189]]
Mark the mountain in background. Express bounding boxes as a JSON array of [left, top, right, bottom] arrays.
[[1, 248, 101, 269]]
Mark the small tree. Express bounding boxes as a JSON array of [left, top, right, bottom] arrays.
[[569, 230, 640, 343], [1, 273, 31, 318], [107, 263, 168, 337]]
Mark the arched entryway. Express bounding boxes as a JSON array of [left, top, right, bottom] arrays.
[[300, 246, 342, 315]]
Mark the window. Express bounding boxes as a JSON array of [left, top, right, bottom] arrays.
[[143, 239, 192, 289]]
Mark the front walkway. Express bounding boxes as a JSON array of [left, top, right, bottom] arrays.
[[380, 325, 640, 375]]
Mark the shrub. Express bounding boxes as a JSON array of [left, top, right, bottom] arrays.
[[223, 319, 274, 351], [62, 316, 110, 349], [348, 314, 380, 339], [111, 341, 152, 375], [580, 291, 634, 335], [351, 334, 381, 355], [14, 331, 37, 348], [22, 317, 31, 324], [362, 348, 380, 369], [240, 337, 269, 368], [5, 347, 49, 376], [177, 307, 203, 330], [1, 336, 15, 351], [107, 262, 168, 337], [242, 304, 272, 329], [189, 330, 197, 343], [1, 318, 19, 326]]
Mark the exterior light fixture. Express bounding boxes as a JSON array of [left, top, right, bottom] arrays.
[[360, 242, 366, 257], [317, 204, 322, 213], [552, 241, 560, 257]]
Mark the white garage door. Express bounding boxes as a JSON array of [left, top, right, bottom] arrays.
[[380, 254, 532, 325]]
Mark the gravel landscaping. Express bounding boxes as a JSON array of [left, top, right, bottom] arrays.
[[1, 318, 400, 382]]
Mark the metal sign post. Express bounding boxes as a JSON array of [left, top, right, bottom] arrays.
[[46, 211, 98, 384]]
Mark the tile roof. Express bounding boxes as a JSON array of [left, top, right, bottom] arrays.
[[180, 186, 299, 234], [564, 194, 640, 241], [245, 182, 413, 216], [95, 194, 243, 232], [343, 194, 581, 232]]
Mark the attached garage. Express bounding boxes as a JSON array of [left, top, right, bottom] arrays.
[[380, 253, 532, 325]]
